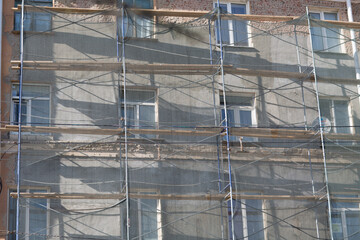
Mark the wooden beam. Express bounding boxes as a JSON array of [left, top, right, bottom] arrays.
[[11, 61, 313, 79], [10, 192, 324, 201], [11, 6, 360, 28]]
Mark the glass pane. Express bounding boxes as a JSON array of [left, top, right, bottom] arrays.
[[141, 199, 158, 240], [346, 211, 360, 240], [332, 212, 344, 240], [122, 90, 155, 103], [31, 100, 50, 126], [334, 100, 350, 134], [13, 101, 28, 125], [12, 85, 50, 98], [217, 4, 230, 44], [136, 17, 152, 38], [325, 27, 341, 52], [231, 4, 248, 45], [240, 110, 252, 127], [323, 14, 340, 52], [246, 199, 264, 240], [29, 190, 47, 240], [14, 12, 21, 31], [309, 13, 324, 51], [8, 191, 17, 240], [24, 13, 33, 32], [224, 95, 253, 107], [121, 106, 135, 127], [228, 200, 244, 240], [139, 105, 155, 128], [319, 99, 332, 132], [135, 0, 153, 9], [34, 13, 51, 32]]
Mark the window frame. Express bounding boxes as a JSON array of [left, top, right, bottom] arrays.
[[309, 10, 343, 53], [14, 0, 53, 32], [228, 192, 265, 240], [120, 88, 158, 138], [220, 92, 257, 142], [318, 97, 354, 135], [7, 187, 50, 240], [331, 194, 360, 240], [214, 1, 251, 47], [10, 84, 51, 128], [121, 0, 154, 39], [131, 190, 162, 240]]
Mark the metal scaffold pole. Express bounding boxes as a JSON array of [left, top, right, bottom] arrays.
[[306, 7, 334, 240], [208, 18, 225, 240], [16, 1, 25, 240], [117, 1, 125, 239], [293, 21, 320, 239], [215, 2, 235, 239], [121, 1, 130, 240]]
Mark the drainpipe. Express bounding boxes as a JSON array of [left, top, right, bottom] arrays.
[[346, 0, 360, 80]]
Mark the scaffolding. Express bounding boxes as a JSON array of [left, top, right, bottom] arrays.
[[3, 1, 360, 240]]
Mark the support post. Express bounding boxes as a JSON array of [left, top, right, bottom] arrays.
[[306, 7, 334, 240], [294, 20, 320, 239], [209, 18, 225, 240], [215, 2, 236, 240], [120, 2, 130, 240], [16, 1, 25, 240]]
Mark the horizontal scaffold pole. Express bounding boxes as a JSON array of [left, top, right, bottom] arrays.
[[3, 125, 360, 140], [11, 6, 360, 29], [10, 192, 325, 201]]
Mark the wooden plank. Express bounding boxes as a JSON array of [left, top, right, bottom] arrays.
[[12, 6, 360, 28], [10, 192, 323, 201], [11, 61, 313, 79]]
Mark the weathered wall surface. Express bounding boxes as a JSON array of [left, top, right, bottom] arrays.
[[2, 0, 360, 240]]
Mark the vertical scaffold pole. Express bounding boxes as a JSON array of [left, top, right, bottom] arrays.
[[215, 2, 236, 240], [120, 2, 130, 240], [293, 21, 320, 239], [16, 1, 25, 240], [116, 1, 125, 239], [306, 7, 334, 240], [208, 18, 225, 240]]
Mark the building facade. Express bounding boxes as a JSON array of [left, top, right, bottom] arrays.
[[1, 0, 360, 239]]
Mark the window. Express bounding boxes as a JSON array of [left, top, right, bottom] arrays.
[[309, 11, 341, 52], [215, 3, 249, 46], [8, 189, 48, 240], [130, 192, 161, 240], [14, 0, 52, 32], [121, 89, 156, 137], [228, 195, 264, 240], [319, 98, 351, 134], [11, 84, 50, 126], [220, 93, 257, 141], [332, 195, 360, 240], [121, 0, 154, 38]]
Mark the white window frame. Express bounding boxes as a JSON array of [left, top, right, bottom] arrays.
[[132, 190, 162, 240], [214, 1, 251, 47], [7, 188, 50, 240], [14, 0, 53, 32], [228, 192, 265, 240], [331, 194, 360, 240], [220, 92, 257, 142], [122, 0, 154, 39], [319, 97, 354, 134], [121, 88, 158, 138], [309, 10, 344, 53], [10, 84, 51, 128]]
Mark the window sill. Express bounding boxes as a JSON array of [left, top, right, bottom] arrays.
[[10, 133, 53, 141], [314, 50, 348, 56], [222, 45, 258, 52], [12, 30, 53, 35], [124, 37, 158, 42]]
